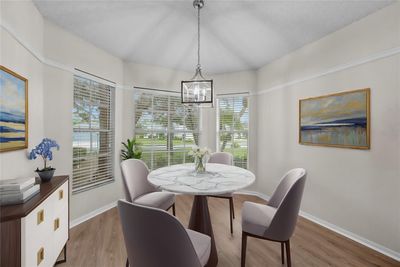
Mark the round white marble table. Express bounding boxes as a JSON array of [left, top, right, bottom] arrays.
[[148, 163, 255, 267]]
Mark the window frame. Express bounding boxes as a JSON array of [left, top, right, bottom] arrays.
[[216, 94, 250, 169], [72, 73, 116, 194], [134, 89, 201, 170]]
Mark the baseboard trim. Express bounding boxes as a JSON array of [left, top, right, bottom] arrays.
[[237, 190, 400, 262], [70, 201, 117, 229], [299, 210, 400, 262]]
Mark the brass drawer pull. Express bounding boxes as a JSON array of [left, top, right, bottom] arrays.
[[54, 218, 60, 231], [37, 247, 44, 265], [37, 210, 44, 225], [59, 189, 64, 200]]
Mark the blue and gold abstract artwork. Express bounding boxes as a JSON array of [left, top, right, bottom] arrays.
[[299, 89, 370, 149], [0, 66, 28, 152]]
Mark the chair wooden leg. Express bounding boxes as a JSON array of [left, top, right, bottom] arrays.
[[285, 240, 291, 267], [229, 199, 233, 234], [172, 203, 176, 216], [230, 197, 235, 219], [281, 242, 285, 264], [126, 258, 129, 267], [241, 232, 247, 267]]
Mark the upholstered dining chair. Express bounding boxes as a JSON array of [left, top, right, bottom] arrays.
[[118, 200, 211, 267], [241, 168, 307, 267], [120, 159, 176, 215], [207, 152, 235, 233]]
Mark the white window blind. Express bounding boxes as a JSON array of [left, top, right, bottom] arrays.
[[134, 90, 200, 170], [72, 74, 115, 193], [217, 95, 249, 169]]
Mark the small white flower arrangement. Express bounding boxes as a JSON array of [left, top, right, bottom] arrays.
[[188, 145, 211, 173], [188, 145, 211, 158]]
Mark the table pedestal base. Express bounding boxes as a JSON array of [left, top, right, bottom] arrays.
[[188, 195, 218, 267]]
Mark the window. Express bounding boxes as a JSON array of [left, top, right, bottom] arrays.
[[72, 74, 115, 193], [134, 90, 200, 170], [217, 95, 249, 168]]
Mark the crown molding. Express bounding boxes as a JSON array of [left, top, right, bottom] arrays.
[[3, 22, 399, 96], [1, 22, 74, 73], [256, 46, 400, 95]]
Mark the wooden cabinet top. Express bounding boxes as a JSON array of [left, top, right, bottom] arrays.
[[0, 175, 69, 222]]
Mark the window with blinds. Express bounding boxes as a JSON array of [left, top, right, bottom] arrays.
[[217, 95, 249, 169], [134, 90, 200, 170], [72, 74, 115, 194]]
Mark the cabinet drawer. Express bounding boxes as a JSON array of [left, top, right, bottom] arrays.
[[44, 181, 69, 265], [20, 180, 69, 267], [53, 181, 68, 216], [52, 211, 68, 263], [21, 198, 54, 267], [0, 177, 69, 267]]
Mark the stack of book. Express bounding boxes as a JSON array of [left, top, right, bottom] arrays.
[[0, 177, 40, 206]]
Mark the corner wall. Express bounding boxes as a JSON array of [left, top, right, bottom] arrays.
[[1, 0, 126, 221], [0, 0, 44, 180], [42, 21, 125, 221], [255, 2, 400, 254]]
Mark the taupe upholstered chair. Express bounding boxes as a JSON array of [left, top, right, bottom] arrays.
[[118, 200, 211, 267], [120, 159, 175, 215], [241, 168, 307, 267], [207, 152, 235, 234]]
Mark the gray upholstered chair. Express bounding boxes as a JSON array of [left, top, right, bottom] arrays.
[[118, 200, 211, 267], [241, 168, 307, 267], [120, 159, 175, 215], [207, 152, 235, 233]]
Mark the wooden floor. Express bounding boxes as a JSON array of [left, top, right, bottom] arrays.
[[59, 194, 399, 267]]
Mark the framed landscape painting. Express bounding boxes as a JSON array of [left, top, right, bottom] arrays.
[[299, 88, 370, 149], [0, 66, 28, 152]]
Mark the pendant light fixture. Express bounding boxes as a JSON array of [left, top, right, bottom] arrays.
[[181, 0, 213, 107]]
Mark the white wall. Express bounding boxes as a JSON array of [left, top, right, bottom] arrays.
[[0, 0, 126, 220], [43, 21, 125, 220], [0, 1, 44, 180], [124, 62, 191, 91], [256, 2, 400, 254]]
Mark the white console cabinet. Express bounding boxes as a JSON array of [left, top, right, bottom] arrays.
[[1, 176, 69, 267]]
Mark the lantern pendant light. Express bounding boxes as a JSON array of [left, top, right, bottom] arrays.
[[181, 0, 213, 107]]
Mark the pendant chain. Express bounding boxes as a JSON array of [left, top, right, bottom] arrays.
[[197, 6, 201, 69]]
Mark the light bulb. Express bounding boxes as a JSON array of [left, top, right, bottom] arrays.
[[194, 83, 200, 101]]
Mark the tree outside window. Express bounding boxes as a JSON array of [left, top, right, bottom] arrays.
[[218, 96, 249, 169], [134, 91, 200, 170]]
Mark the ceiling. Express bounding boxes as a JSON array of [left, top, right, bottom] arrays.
[[33, 0, 393, 74]]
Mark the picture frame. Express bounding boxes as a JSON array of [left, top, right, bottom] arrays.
[[299, 88, 370, 149], [0, 65, 29, 152]]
